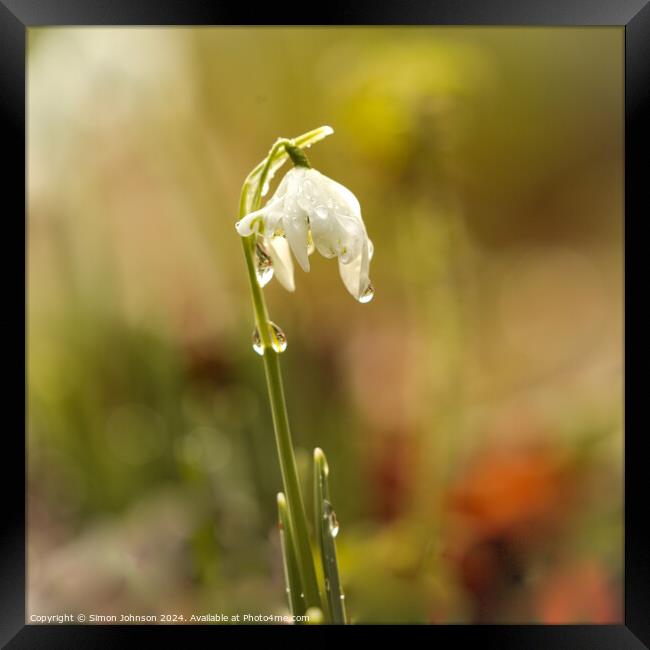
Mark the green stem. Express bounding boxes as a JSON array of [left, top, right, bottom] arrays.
[[250, 139, 291, 211], [238, 165, 321, 611]]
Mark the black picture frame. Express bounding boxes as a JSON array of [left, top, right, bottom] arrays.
[[2, 1, 646, 646]]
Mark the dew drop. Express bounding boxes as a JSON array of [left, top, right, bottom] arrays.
[[252, 321, 288, 355], [358, 281, 375, 304], [268, 321, 287, 353], [255, 241, 274, 287], [252, 326, 264, 356], [324, 502, 340, 538]]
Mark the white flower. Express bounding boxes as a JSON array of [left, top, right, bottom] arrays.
[[236, 166, 374, 302]]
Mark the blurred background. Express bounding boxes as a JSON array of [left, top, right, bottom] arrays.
[[27, 27, 623, 624]]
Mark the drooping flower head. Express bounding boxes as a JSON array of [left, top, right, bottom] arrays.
[[236, 143, 374, 303]]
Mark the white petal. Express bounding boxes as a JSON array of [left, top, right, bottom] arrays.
[[235, 209, 265, 237], [299, 169, 366, 263], [240, 164, 372, 300], [237, 167, 303, 237], [273, 165, 300, 198], [284, 213, 310, 272], [314, 170, 361, 216], [337, 216, 364, 263], [267, 236, 295, 292], [338, 237, 371, 301]]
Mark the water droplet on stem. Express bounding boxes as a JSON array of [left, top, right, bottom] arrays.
[[252, 326, 264, 356], [324, 501, 340, 537], [268, 321, 287, 353], [251, 321, 288, 355]]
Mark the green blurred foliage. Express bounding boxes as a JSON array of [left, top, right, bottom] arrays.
[[28, 27, 623, 623]]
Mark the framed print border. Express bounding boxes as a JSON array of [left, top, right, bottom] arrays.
[[2, 0, 646, 646]]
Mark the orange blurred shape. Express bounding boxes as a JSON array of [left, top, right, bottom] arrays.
[[537, 561, 621, 623], [448, 448, 567, 539]]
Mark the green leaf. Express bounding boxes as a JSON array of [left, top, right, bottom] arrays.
[[277, 492, 307, 619], [313, 448, 348, 624]]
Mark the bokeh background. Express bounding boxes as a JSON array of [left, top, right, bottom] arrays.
[[27, 27, 623, 624]]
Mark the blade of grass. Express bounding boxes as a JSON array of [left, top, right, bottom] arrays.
[[277, 493, 307, 619], [314, 448, 348, 624]]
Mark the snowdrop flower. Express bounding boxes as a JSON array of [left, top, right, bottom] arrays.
[[236, 153, 374, 303]]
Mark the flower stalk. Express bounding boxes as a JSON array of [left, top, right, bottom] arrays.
[[238, 149, 321, 611], [237, 127, 365, 622]]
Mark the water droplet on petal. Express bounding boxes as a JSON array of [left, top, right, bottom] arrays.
[[252, 326, 264, 356], [255, 241, 274, 287], [268, 321, 287, 353], [358, 281, 375, 304]]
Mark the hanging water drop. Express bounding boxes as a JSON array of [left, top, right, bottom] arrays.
[[268, 321, 287, 353], [255, 241, 274, 287], [358, 281, 375, 304], [252, 326, 264, 356]]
